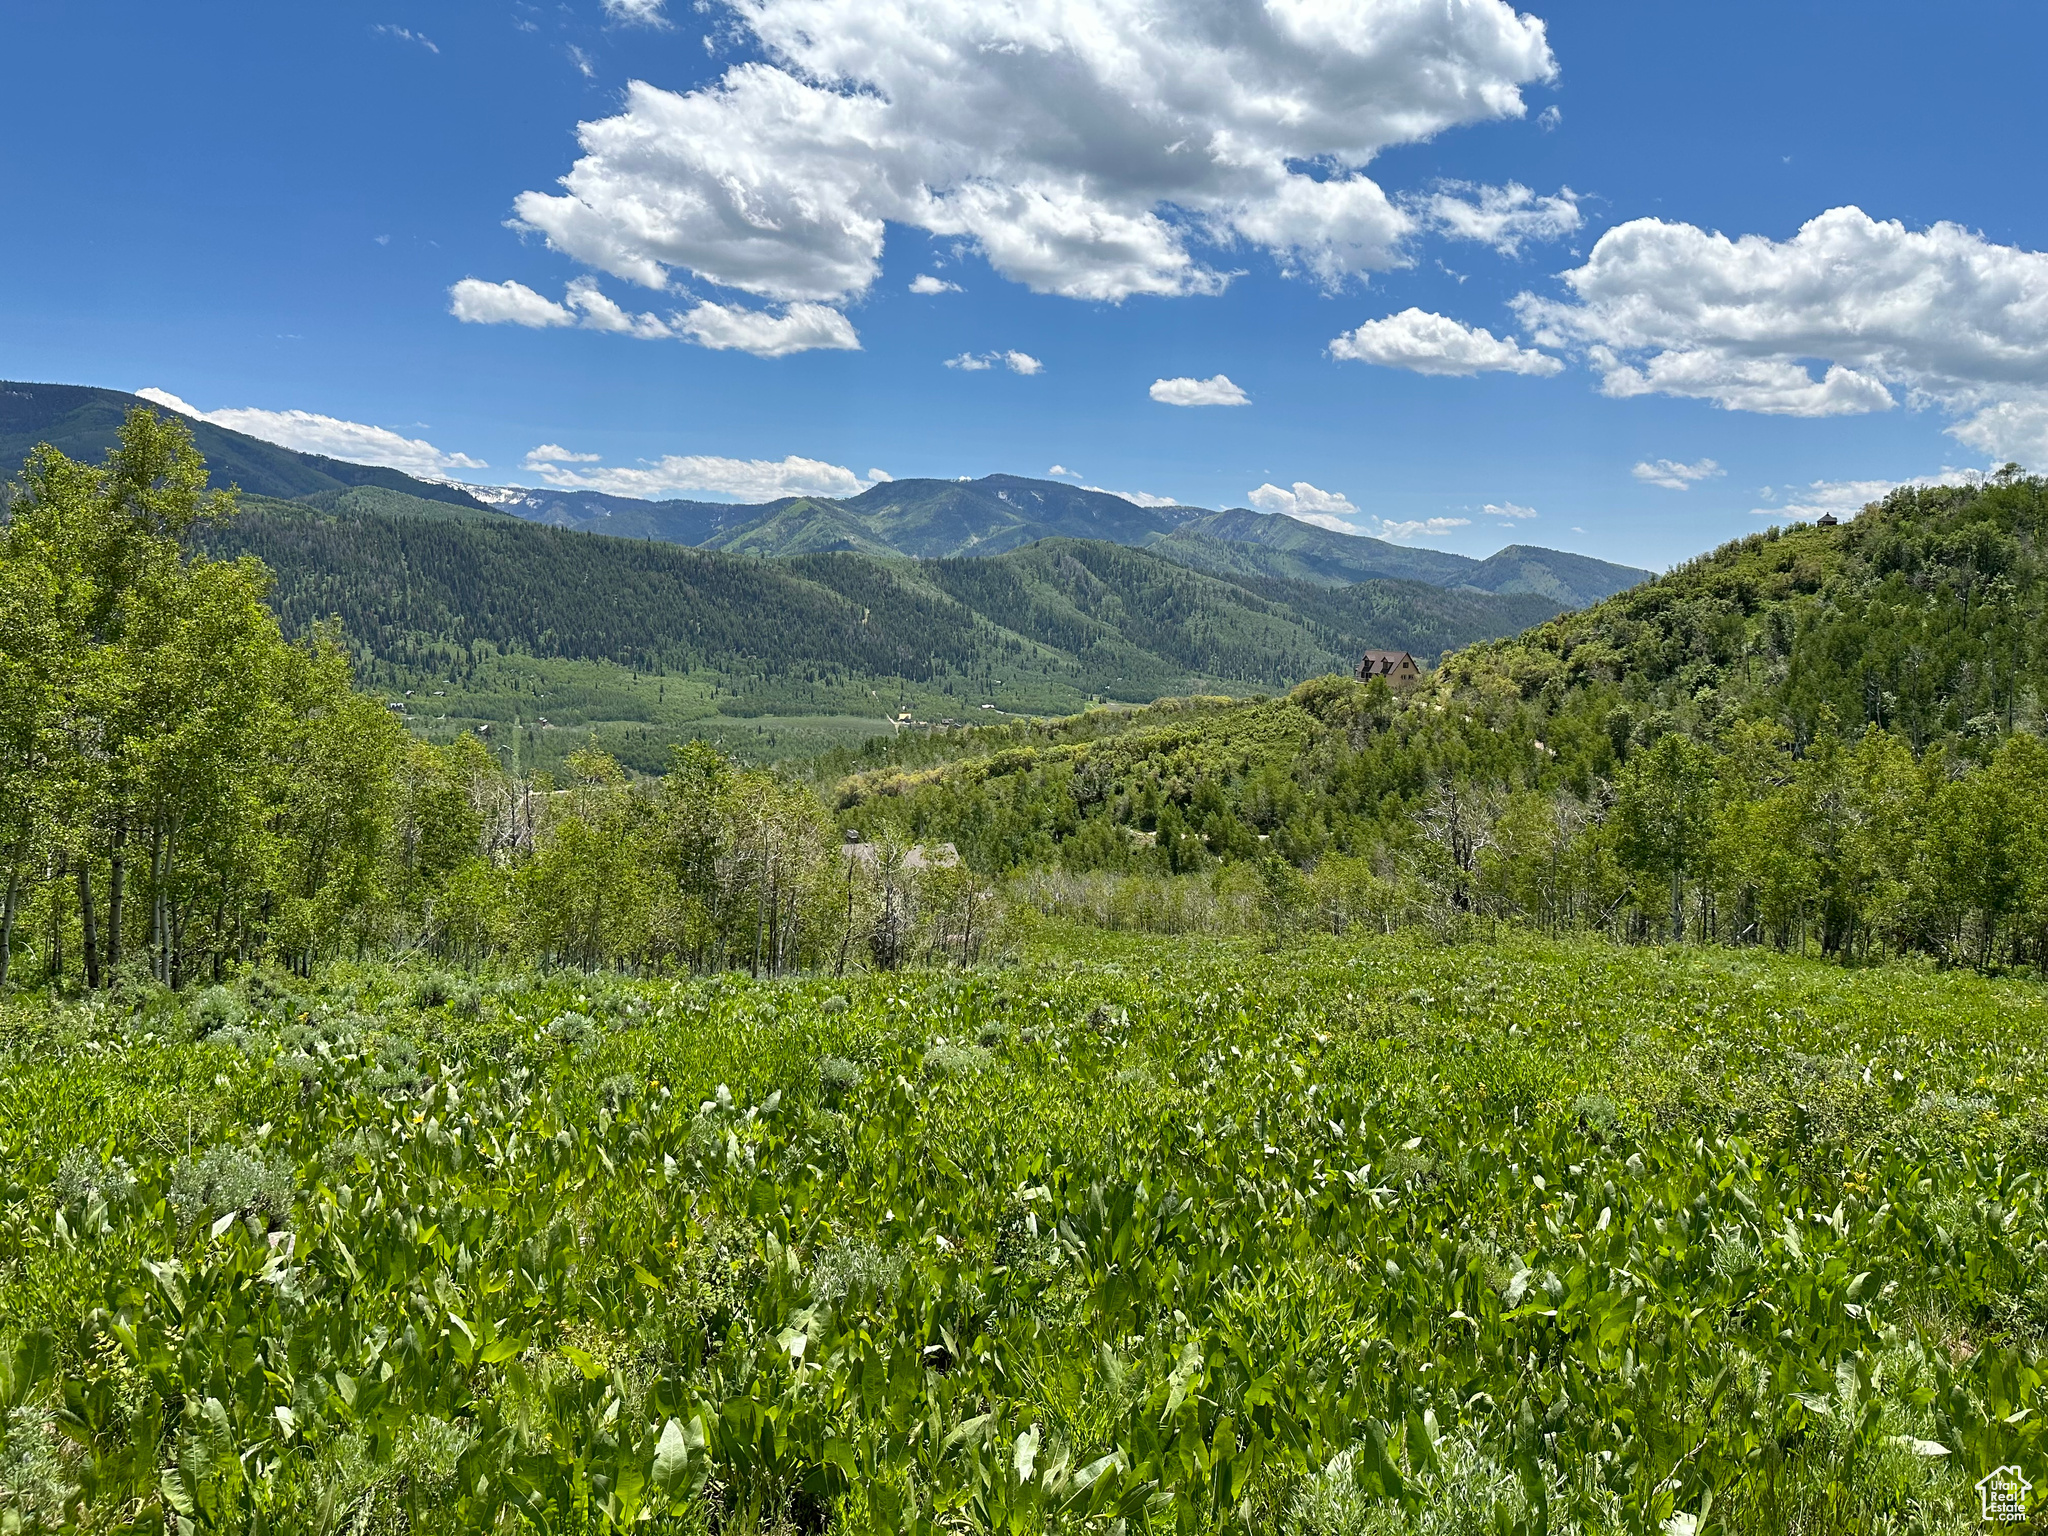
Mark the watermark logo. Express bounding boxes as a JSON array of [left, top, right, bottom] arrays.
[[1976, 1465, 2031, 1524]]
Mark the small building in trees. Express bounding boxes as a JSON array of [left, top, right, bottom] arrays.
[[1357, 649, 1422, 690]]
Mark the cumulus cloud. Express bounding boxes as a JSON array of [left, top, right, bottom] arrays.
[[528, 452, 884, 500], [1248, 481, 1358, 523], [1049, 464, 1079, 477], [1375, 516, 1471, 539], [1751, 468, 1984, 521], [1948, 399, 2048, 466], [677, 300, 860, 355], [448, 277, 577, 328], [1483, 500, 1538, 518], [565, 276, 675, 338], [448, 277, 857, 356], [136, 389, 486, 477], [1514, 206, 2048, 457], [1330, 308, 1562, 376], [1105, 488, 1180, 508], [1236, 483, 1351, 520], [1632, 457, 1724, 491], [910, 273, 961, 294], [1418, 181, 1580, 255], [504, 0, 1556, 309], [945, 350, 1042, 374], [1151, 374, 1250, 407], [525, 444, 602, 466]]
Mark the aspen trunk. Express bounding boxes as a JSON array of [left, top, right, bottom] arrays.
[[49, 857, 63, 984], [106, 815, 126, 975], [0, 867, 18, 988], [78, 862, 101, 990]]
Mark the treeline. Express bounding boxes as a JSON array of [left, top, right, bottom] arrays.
[[201, 496, 1565, 716], [204, 499, 980, 682], [857, 679, 2048, 967], [0, 414, 985, 990]]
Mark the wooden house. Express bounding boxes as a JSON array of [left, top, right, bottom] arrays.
[[1356, 649, 1422, 689]]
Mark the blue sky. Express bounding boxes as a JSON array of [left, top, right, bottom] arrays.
[[6, 1, 2048, 570]]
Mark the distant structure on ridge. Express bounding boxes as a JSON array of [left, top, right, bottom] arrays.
[[1357, 649, 1422, 689]]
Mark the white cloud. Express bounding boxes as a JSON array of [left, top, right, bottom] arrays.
[[1483, 500, 1538, 518], [1514, 206, 2048, 455], [1948, 398, 2048, 466], [602, 0, 666, 23], [1330, 307, 1562, 376], [449, 277, 858, 356], [1751, 468, 1983, 521], [1536, 105, 1561, 131], [568, 45, 596, 79], [448, 278, 577, 327], [910, 273, 961, 294], [676, 300, 860, 356], [1151, 374, 1250, 407], [1418, 181, 1580, 255], [530, 453, 884, 500], [945, 350, 1042, 374], [564, 276, 674, 338], [525, 444, 602, 466], [1067, 480, 1178, 507], [136, 389, 486, 477], [1249, 481, 1357, 522], [505, 0, 1555, 308], [372, 24, 438, 53], [1375, 516, 1471, 540], [1049, 464, 1079, 477], [1632, 457, 1724, 491]]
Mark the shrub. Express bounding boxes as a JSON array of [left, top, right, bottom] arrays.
[[186, 985, 248, 1039], [169, 1146, 295, 1235], [922, 1042, 993, 1079]]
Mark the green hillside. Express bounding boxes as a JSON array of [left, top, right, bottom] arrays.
[[829, 474, 2047, 963], [473, 463, 1651, 600], [1438, 471, 2046, 745], [0, 380, 491, 510], [1156, 508, 1650, 604], [196, 491, 1567, 773]]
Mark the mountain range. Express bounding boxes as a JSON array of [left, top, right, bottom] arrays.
[[476, 474, 1648, 608], [2, 382, 1651, 609], [3, 379, 1655, 769]]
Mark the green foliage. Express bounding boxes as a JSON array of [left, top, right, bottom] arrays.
[[833, 475, 2048, 967], [0, 931, 2040, 1531], [193, 497, 1566, 757]]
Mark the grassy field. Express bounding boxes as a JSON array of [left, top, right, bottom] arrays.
[[376, 651, 978, 777], [1, 928, 2041, 1532]]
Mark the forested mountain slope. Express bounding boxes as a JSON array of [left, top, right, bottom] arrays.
[[2, 377, 1643, 601], [1437, 470, 2047, 748], [1144, 507, 1650, 603], [488, 466, 1649, 597], [0, 380, 493, 511], [832, 474, 2048, 963], [201, 495, 1567, 724]]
